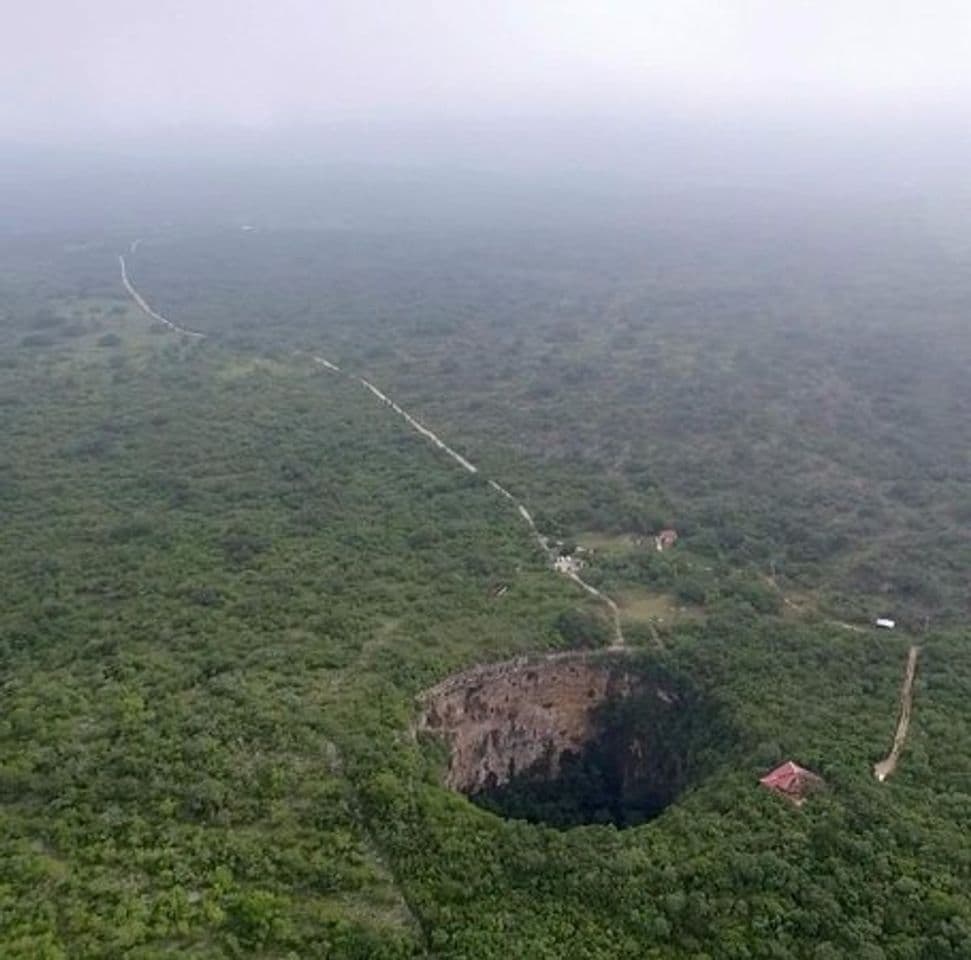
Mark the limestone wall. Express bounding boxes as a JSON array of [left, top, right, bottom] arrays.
[[417, 655, 645, 794]]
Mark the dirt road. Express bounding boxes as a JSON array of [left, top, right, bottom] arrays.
[[312, 355, 342, 373], [311, 357, 625, 646], [117, 251, 625, 648], [874, 645, 920, 782], [118, 254, 206, 339], [358, 377, 478, 475]]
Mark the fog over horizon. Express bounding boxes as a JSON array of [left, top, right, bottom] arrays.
[[6, 3, 971, 143], [3, 1, 971, 232]]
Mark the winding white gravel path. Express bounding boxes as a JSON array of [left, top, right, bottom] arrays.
[[312, 355, 625, 647], [118, 246, 624, 649], [358, 377, 478, 475], [119, 253, 206, 339]]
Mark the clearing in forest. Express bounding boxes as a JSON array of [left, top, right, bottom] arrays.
[[615, 588, 703, 627]]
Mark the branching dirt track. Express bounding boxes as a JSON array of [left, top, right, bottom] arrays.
[[874, 645, 920, 782]]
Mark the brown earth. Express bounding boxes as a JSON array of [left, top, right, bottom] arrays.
[[874, 645, 920, 782], [417, 655, 652, 795]]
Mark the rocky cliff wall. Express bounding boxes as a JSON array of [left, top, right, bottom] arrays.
[[417, 655, 646, 794]]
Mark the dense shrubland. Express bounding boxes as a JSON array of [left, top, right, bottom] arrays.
[[2, 221, 971, 957], [115, 219, 971, 627]]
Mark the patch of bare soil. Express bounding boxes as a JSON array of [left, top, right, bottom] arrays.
[[874, 645, 920, 782]]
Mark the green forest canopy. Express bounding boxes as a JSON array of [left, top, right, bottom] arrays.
[[2, 224, 971, 958]]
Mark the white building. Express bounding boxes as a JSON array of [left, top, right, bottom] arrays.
[[553, 555, 583, 575]]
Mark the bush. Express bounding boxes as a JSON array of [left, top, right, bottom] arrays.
[[554, 608, 610, 648], [675, 578, 708, 606], [19, 334, 54, 348]]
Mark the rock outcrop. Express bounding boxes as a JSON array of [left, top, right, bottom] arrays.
[[417, 655, 646, 794]]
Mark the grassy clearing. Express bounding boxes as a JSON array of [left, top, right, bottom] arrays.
[[215, 357, 292, 382], [38, 296, 170, 359], [575, 531, 645, 554], [616, 587, 703, 626]]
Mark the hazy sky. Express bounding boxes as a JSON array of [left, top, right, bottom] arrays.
[[5, 0, 971, 144]]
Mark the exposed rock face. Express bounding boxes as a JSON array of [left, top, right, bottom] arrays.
[[417, 655, 646, 794]]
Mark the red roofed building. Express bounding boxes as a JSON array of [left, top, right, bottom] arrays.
[[759, 761, 823, 806], [655, 529, 679, 552]]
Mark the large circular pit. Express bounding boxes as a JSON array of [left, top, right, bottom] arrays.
[[417, 654, 735, 829]]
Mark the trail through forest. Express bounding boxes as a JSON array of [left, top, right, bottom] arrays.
[[315, 358, 626, 648], [322, 738, 431, 952], [118, 252, 206, 339], [115, 247, 625, 647], [874, 645, 920, 782], [118, 251, 432, 953]]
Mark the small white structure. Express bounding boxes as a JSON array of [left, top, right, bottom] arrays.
[[553, 554, 584, 575], [875, 618, 896, 630]]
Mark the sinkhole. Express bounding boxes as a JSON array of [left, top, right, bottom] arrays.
[[418, 655, 737, 830]]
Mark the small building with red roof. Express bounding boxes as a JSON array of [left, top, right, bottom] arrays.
[[655, 529, 679, 552], [759, 761, 823, 806]]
